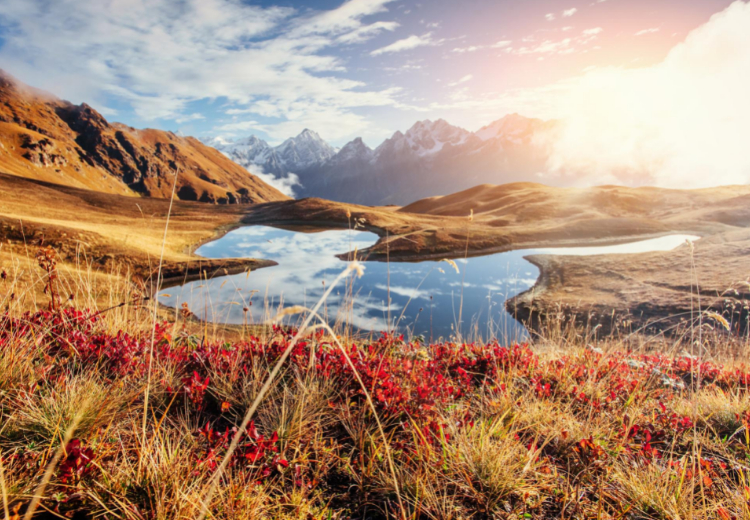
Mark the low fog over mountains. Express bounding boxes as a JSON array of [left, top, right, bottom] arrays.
[[204, 114, 558, 205]]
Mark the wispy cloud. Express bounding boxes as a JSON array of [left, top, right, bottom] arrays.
[[506, 28, 602, 57], [452, 45, 483, 53], [583, 27, 603, 35], [563, 8, 578, 17], [634, 27, 660, 36], [370, 32, 440, 55], [451, 40, 511, 54], [492, 40, 513, 49], [174, 113, 206, 124], [545, 13, 556, 21], [338, 20, 399, 43], [448, 74, 473, 86]]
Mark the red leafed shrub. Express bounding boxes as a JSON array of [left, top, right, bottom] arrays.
[[195, 421, 288, 480], [182, 371, 210, 407], [5, 306, 750, 518], [58, 439, 95, 485]]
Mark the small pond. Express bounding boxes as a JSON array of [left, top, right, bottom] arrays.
[[158, 227, 699, 341]]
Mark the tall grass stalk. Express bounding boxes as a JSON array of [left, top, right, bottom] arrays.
[[0, 423, 9, 520], [140, 167, 179, 473]]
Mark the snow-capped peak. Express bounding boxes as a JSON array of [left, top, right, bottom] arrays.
[[333, 137, 373, 163], [274, 129, 338, 170], [375, 119, 471, 158], [474, 113, 542, 142], [403, 119, 471, 156]]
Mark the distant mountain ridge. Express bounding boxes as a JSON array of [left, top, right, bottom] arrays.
[[203, 129, 338, 176], [0, 70, 288, 204], [205, 115, 558, 205]]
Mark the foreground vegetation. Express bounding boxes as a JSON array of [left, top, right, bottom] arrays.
[[1, 255, 750, 520]]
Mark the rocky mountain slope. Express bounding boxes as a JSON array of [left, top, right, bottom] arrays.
[[0, 70, 288, 204], [206, 115, 556, 206]]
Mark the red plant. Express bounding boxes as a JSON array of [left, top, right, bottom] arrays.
[[58, 439, 95, 485], [196, 421, 288, 480]]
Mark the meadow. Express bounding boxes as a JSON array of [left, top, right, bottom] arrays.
[[1, 241, 749, 520]]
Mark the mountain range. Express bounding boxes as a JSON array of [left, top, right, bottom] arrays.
[[0, 69, 559, 208], [0, 70, 287, 204], [205, 114, 559, 205]]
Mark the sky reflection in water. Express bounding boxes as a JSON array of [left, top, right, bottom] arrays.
[[158, 227, 699, 342]]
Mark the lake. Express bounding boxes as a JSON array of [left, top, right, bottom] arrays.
[[158, 226, 699, 341]]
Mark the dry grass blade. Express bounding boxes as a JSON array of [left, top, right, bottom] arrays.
[[0, 425, 10, 520], [140, 167, 179, 473], [704, 311, 730, 331], [440, 259, 459, 274], [23, 398, 91, 520]]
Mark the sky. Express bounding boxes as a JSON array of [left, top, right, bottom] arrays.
[[0, 0, 749, 188]]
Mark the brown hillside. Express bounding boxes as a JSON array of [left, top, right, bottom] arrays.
[[0, 70, 287, 204], [399, 183, 750, 229]]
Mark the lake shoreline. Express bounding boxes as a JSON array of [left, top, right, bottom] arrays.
[[161, 224, 705, 339]]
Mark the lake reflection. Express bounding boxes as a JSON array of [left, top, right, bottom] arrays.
[[158, 227, 699, 342]]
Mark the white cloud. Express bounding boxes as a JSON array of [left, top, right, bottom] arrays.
[[213, 120, 262, 133], [563, 8, 578, 17], [174, 113, 205, 123], [537, 1, 750, 188], [491, 40, 513, 48], [448, 74, 473, 86], [246, 166, 301, 198], [634, 27, 660, 36], [508, 27, 602, 57], [515, 38, 574, 55], [0, 0, 403, 141], [451, 40, 511, 54], [452, 45, 483, 53], [545, 13, 556, 21], [370, 33, 439, 55], [374, 284, 431, 300], [582, 27, 603, 35], [337, 20, 399, 43]]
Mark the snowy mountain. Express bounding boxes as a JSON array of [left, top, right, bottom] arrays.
[[274, 129, 338, 170], [204, 114, 558, 205], [203, 129, 336, 176], [474, 113, 547, 143], [374, 119, 472, 160], [329, 137, 374, 166]]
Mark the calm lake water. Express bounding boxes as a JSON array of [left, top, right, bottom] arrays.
[[158, 227, 699, 342]]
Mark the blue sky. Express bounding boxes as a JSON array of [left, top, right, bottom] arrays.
[[0, 0, 741, 149]]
